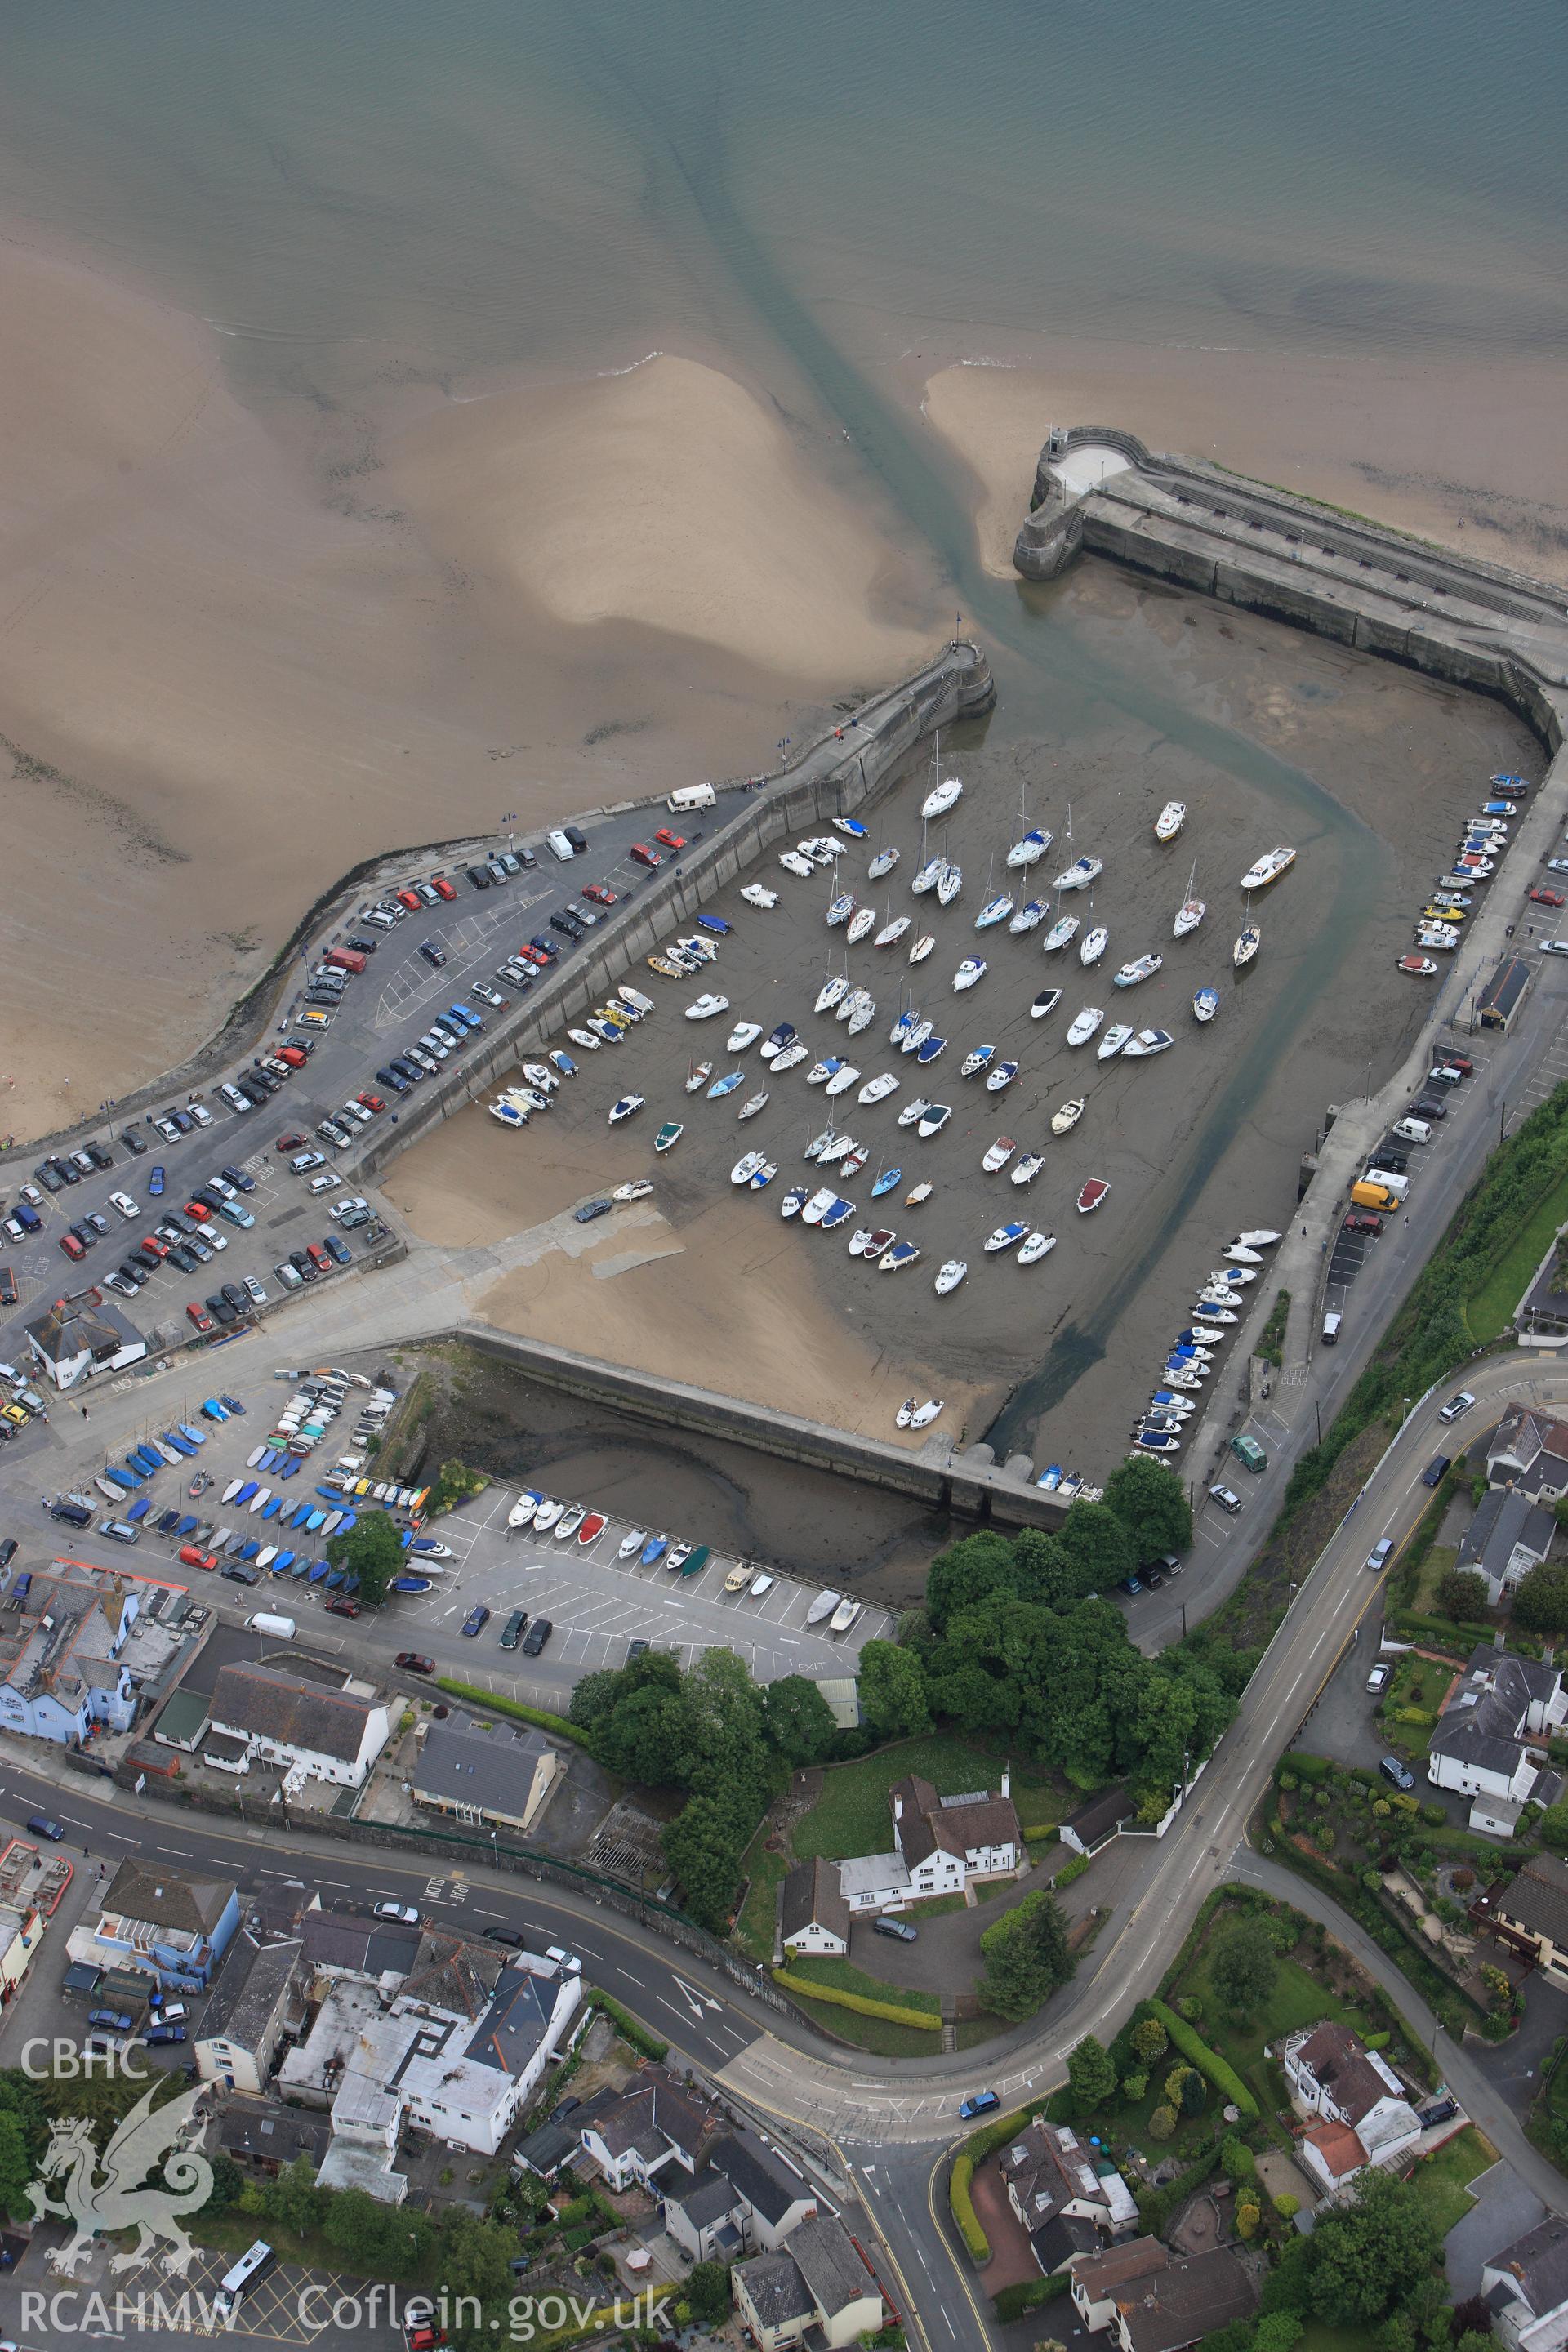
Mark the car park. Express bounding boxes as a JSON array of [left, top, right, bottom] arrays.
[[470, 983, 507, 1009], [1532, 889, 1566, 908], [206, 1294, 236, 1326], [305, 1242, 333, 1274], [1542, 941, 1568, 958], [431, 875, 457, 901], [1439, 1390, 1477, 1422], [323, 1234, 351, 1266]]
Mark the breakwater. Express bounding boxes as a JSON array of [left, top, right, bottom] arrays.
[[352, 638, 994, 1182]]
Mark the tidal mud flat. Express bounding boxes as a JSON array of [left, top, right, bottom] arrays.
[[387, 568, 1539, 1480]]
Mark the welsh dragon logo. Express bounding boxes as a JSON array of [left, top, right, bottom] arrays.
[[29, 2078, 213, 2276]]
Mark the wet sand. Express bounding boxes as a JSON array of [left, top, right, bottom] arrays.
[[411, 1347, 947, 1604], [390, 569, 1539, 1475], [920, 347, 1568, 583]]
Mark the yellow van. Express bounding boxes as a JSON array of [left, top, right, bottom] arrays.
[[1351, 1180, 1398, 1213]]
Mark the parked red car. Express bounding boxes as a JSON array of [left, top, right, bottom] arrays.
[[629, 842, 662, 869], [1531, 889, 1566, 908], [276, 1130, 307, 1151], [430, 875, 457, 902], [277, 1045, 310, 1070], [396, 887, 422, 911], [358, 1092, 386, 1114], [581, 883, 617, 906], [305, 1241, 332, 1273], [327, 1597, 361, 1619], [654, 827, 686, 850], [1343, 1212, 1383, 1236], [177, 1542, 218, 1570], [395, 1651, 435, 1674], [185, 1303, 214, 1333], [60, 1232, 86, 1260]]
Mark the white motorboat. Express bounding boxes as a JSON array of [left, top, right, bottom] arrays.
[[1192, 987, 1220, 1023], [807, 1056, 844, 1085], [900, 1019, 933, 1057], [934, 1259, 967, 1294], [976, 893, 1014, 930], [1080, 925, 1109, 967], [834, 817, 868, 840], [532, 1497, 565, 1534], [1017, 1230, 1056, 1266], [779, 1184, 808, 1217], [1114, 953, 1161, 987], [895, 1396, 915, 1426], [685, 993, 728, 1021], [675, 934, 718, 963], [986, 1058, 1018, 1092], [1007, 826, 1052, 869], [847, 1227, 875, 1257], [908, 933, 935, 964], [801, 1188, 837, 1226], [905, 1180, 933, 1205], [772, 1041, 808, 1073], [653, 1121, 684, 1152], [555, 1504, 586, 1542], [868, 846, 901, 881], [825, 1064, 861, 1096], [507, 1492, 541, 1530], [1223, 1243, 1263, 1264], [798, 839, 840, 866], [982, 1136, 1017, 1173], [612, 1178, 654, 1202], [567, 1027, 602, 1051], [911, 856, 944, 897], [732, 1152, 767, 1185], [742, 883, 779, 909], [847, 906, 876, 945], [523, 1062, 559, 1093], [858, 1071, 899, 1104], [738, 1089, 769, 1120], [760, 1023, 796, 1060], [985, 1220, 1028, 1254], [1009, 899, 1049, 934], [1233, 926, 1260, 970], [1192, 1303, 1240, 1325], [816, 973, 848, 1013], [1124, 1028, 1174, 1058], [1155, 800, 1186, 841], [1010, 1151, 1045, 1187], [875, 915, 911, 947], [1098, 1023, 1134, 1061], [1162, 1369, 1204, 1391], [1241, 846, 1297, 891], [779, 852, 816, 878], [806, 1588, 841, 1624], [960, 1044, 995, 1077], [1077, 1177, 1111, 1214], [897, 1097, 931, 1129], [1235, 1228, 1282, 1247], [727, 1019, 762, 1051], [923, 774, 963, 820], [953, 956, 987, 991], [936, 861, 963, 907], [1067, 1005, 1104, 1045], [830, 1597, 864, 1633], [608, 1094, 644, 1125], [907, 1401, 944, 1431], [845, 992, 876, 1036], [880, 1239, 922, 1271], [916, 1103, 951, 1138], [1055, 853, 1102, 892], [1032, 987, 1062, 1019], [1042, 914, 1079, 953], [488, 1097, 528, 1128], [1207, 1266, 1257, 1286], [750, 1160, 777, 1190]]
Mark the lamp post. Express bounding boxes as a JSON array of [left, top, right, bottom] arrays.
[[502, 811, 518, 852]]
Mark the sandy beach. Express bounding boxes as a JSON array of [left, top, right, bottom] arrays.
[[0, 248, 941, 1143], [385, 568, 1538, 1473], [920, 346, 1568, 584]]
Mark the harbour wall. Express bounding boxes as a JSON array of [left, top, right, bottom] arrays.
[[353, 639, 995, 1182], [451, 1322, 1070, 1533], [1013, 428, 1568, 752]]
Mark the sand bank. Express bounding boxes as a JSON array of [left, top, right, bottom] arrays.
[[390, 354, 937, 684], [922, 347, 1568, 583]]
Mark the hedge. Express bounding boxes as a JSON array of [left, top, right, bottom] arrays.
[[950, 2154, 988, 2265], [1138, 2144, 1221, 2239], [435, 1680, 586, 1745], [1388, 1610, 1544, 1659], [589, 1991, 669, 2061], [772, 1969, 940, 2031], [1054, 1852, 1090, 1888], [1284, 1751, 1333, 1783], [1392, 1707, 1439, 1728], [1148, 2001, 1258, 2118], [992, 2273, 1071, 2322]]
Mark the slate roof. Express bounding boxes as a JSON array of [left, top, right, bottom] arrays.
[[1487, 1406, 1568, 1495], [514, 2120, 576, 2178], [300, 1911, 421, 1978], [1293, 2024, 1401, 2128], [1073, 2238, 1169, 2299], [102, 1859, 234, 1938], [1004, 2118, 1107, 2228], [578, 2069, 715, 2165], [218, 2101, 329, 2169], [737, 2252, 811, 2330], [1062, 1784, 1138, 1848], [1499, 1852, 1568, 1951], [891, 1773, 1020, 1864], [786, 2214, 874, 2319], [466, 1970, 557, 2078], [1459, 1490, 1555, 1579], [211, 1663, 380, 1762], [1486, 2216, 1568, 2316], [413, 1717, 553, 1818], [713, 2131, 808, 2226], [1031, 2212, 1099, 2272], [1116, 2248, 1257, 2352], [669, 2172, 740, 2230], [199, 1936, 301, 2049], [780, 1855, 849, 1947]]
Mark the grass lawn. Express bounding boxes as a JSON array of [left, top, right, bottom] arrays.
[[1411, 1539, 1459, 1617], [1406, 2125, 1494, 2239], [1465, 1165, 1568, 1343], [736, 1831, 786, 1962], [1174, 1949, 1369, 2113], [792, 1735, 1062, 1864], [784, 1953, 940, 2015], [1298, 2326, 1379, 2352], [1376, 1652, 1450, 1757]]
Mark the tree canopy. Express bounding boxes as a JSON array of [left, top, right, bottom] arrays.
[[1102, 1456, 1193, 1565], [325, 1509, 403, 1605], [1210, 1917, 1279, 2014], [1307, 2171, 1441, 2327], [1512, 1562, 1568, 1636], [977, 1890, 1072, 2021]]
